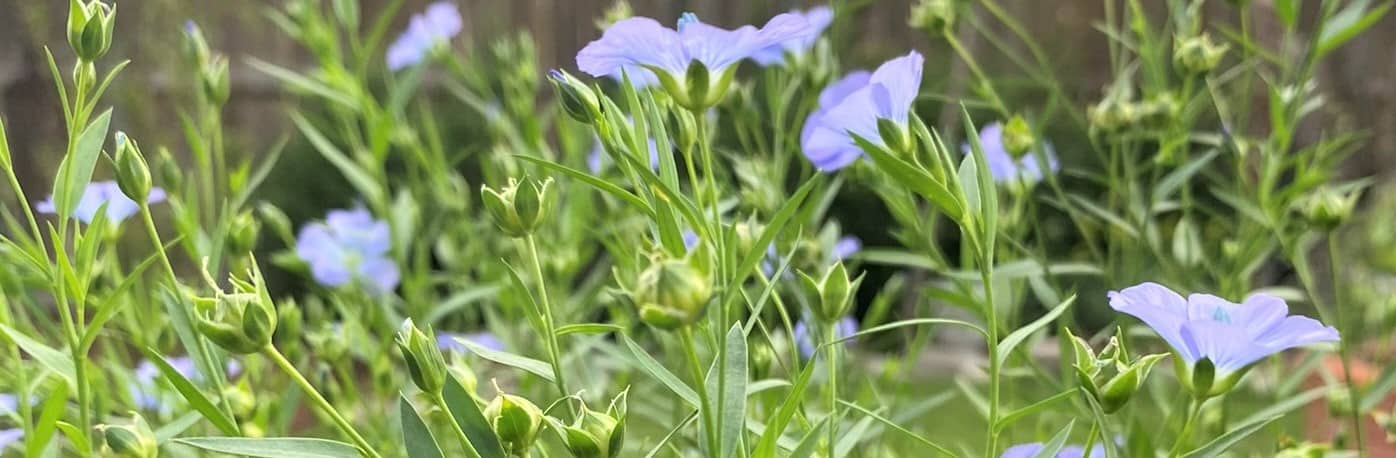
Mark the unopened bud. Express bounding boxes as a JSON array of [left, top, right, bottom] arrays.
[[397, 318, 447, 394], [909, 0, 957, 34], [112, 132, 152, 203], [797, 261, 864, 323], [550, 69, 602, 125], [629, 257, 712, 330], [481, 176, 552, 238], [876, 117, 913, 154], [1000, 115, 1034, 159], [484, 387, 545, 456], [68, 0, 116, 62], [1299, 186, 1359, 231], [201, 55, 232, 107], [1174, 33, 1228, 75], [97, 413, 157, 458]]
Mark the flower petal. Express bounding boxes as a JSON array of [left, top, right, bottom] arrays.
[[577, 17, 686, 78], [1108, 282, 1192, 361]]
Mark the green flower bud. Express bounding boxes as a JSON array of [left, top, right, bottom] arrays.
[[397, 318, 447, 395], [484, 388, 545, 456], [1087, 96, 1133, 134], [1299, 186, 1359, 231], [68, 0, 116, 62], [1098, 354, 1164, 413], [256, 203, 295, 244], [550, 391, 628, 458], [1135, 94, 1179, 130], [97, 413, 157, 458], [595, 1, 634, 30], [1173, 33, 1228, 75], [195, 259, 279, 354], [629, 257, 712, 331], [222, 383, 258, 420], [797, 262, 864, 323], [201, 55, 232, 107], [481, 176, 552, 238], [731, 219, 765, 259], [112, 131, 152, 203], [909, 0, 957, 33], [227, 211, 261, 255], [876, 118, 913, 155], [999, 115, 1034, 159], [550, 69, 602, 125], [182, 21, 210, 67], [1326, 387, 1354, 418], [155, 146, 183, 192], [1173, 356, 1247, 399], [275, 298, 302, 345]]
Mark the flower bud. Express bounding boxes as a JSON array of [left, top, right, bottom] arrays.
[[484, 387, 545, 456], [307, 323, 349, 362], [222, 383, 258, 420], [226, 211, 261, 255], [201, 55, 232, 107], [1098, 354, 1164, 413], [628, 257, 712, 330], [68, 0, 116, 62], [999, 115, 1034, 159], [1088, 96, 1133, 134], [550, 69, 602, 125], [195, 260, 279, 354], [97, 413, 157, 458], [1174, 33, 1228, 75], [876, 118, 913, 155], [397, 318, 447, 395], [909, 0, 957, 34], [182, 20, 210, 66], [112, 131, 153, 203], [1299, 186, 1359, 231], [155, 146, 183, 191], [595, 1, 634, 30], [1135, 94, 1179, 130], [797, 262, 864, 323], [481, 176, 552, 238], [554, 391, 628, 458]]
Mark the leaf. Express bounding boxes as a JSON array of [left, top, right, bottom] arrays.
[[752, 360, 818, 457], [961, 108, 998, 257], [1079, 388, 1121, 458], [454, 337, 555, 383], [554, 323, 624, 337], [1362, 363, 1396, 411], [247, 58, 358, 108], [854, 250, 941, 270], [994, 390, 1074, 432], [1275, 0, 1300, 28], [290, 112, 384, 206], [839, 401, 956, 456], [619, 334, 699, 407], [717, 324, 748, 458], [787, 416, 830, 458], [723, 175, 823, 304], [1236, 387, 1326, 428], [55, 421, 91, 454], [1181, 416, 1280, 458], [443, 374, 508, 458], [173, 437, 364, 458], [1031, 420, 1074, 458], [154, 411, 205, 442], [139, 348, 241, 435], [426, 285, 502, 325], [1154, 149, 1218, 203], [996, 295, 1076, 367], [1064, 194, 1139, 238], [158, 287, 227, 407], [28, 382, 69, 458], [853, 134, 964, 223], [400, 395, 445, 458], [1318, 1, 1392, 57], [53, 109, 112, 219], [824, 318, 987, 349], [516, 155, 653, 217], [0, 323, 76, 386]]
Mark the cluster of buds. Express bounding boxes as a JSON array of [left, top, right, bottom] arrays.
[[1297, 186, 1360, 231], [182, 22, 231, 107], [1173, 33, 1228, 75], [397, 319, 449, 395], [482, 176, 553, 238], [621, 249, 713, 331], [193, 258, 278, 354], [96, 412, 157, 458], [112, 132, 153, 203], [67, 0, 116, 62], [797, 261, 864, 324], [483, 384, 545, 457], [1088, 93, 1179, 135], [548, 391, 629, 458], [1069, 330, 1164, 413]]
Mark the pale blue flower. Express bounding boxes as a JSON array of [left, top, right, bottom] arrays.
[[751, 6, 834, 66], [0, 429, 22, 451], [801, 52, 924, 171], [438, 331, 505, 354], [1109, 282, 1339, 374], [1002, 443, 1103, 458], [386, 2, 462, 71], [36, 181, 166, 223], [296, 207, 400, 293], [833, 236, 862, 261], [131, 357, 241, 412], [793, 316, 858, 358], [966, 122, 1059, 184], [576, 12, 813, 94]]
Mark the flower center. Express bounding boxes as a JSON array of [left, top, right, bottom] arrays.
[[1211, 307, 1232, 323]]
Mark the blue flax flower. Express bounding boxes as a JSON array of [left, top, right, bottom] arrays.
[[296, 207, 400, 293], [968, 122, 1059, 185], [801, 52, 924, 171], [751, 6, 833, 66], [1002, 443, 1103, 458], [386, 2, 462, 71], [36, 180, 166, 224], [832, 236, 862, 262], [793, 316, 858, 358], [0, 429, 21, 451], [437, 331, 505, 354], [131, 356, 241, 412], [577, 12, 813, 109], [1109, 282, 1339, 395]]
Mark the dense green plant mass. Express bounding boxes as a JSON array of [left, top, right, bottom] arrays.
[[0, 0, 1393, 457]]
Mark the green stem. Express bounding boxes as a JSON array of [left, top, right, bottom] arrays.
[[824, 322, 840, 458], [942, 31, 1009, 117], [981, 261, 1001, 458], [432, 394, 484, 458], [263, 345, 381, 458], [1169, 399, 1203, 457], [523, 235, 573, 413], [1327, 234, 1365, 456], [678, 327, 717, 457]]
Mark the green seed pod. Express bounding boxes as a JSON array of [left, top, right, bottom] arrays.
[[397, 318, 447, 395], [797, 261, 864, 324], [1299, 186, 1359, 231], [909, 0, 957, 33], [630, 257, 712, 330], [1173, 33, 1228, 75], [97, 413, 157, 458], [999, 115, 1034, 159], [201, 55, 232, 107], [481, 177, 552, 238], [227, 211, 261, 255], [112, 131, 152, 203], [484, 390, 545, 456], [1098, 354, 1164, 413]]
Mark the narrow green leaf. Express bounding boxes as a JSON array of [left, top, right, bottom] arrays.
[[454, 337, 555, 383], [0, 323, 76, 386], [443, 374, 508, 458], [839, 401, 956, 456], [139, 348, 240, 435], [27, 382, 69, 458], [1154, 149, 1219, 203], [824, 318, 987, 349], [997, 295, 1076, 366], [1318, 1, 1392, 57], [994, 390, 1074, 432], [1031, 420, 1074, 458], [1275, 0, 1300, 28], [787, 416, 830, 458], [400, 395, 445, 458], [290, 112, 384, 206], [554, 323, 624, 337], [620, 334, 700, 407], [1181, 416, 1280, 458], [174, 437, 363, 458], [718, 324, 748, 458], [753, 359, 817, 457], [54, 109, 113, 218], [154, 411, 205, 442], [55, 421, 91, 454], [247, 58, 359, 108], [516, 155, 653, 217]]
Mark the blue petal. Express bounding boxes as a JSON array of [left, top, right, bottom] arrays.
[[1108, 282, 1192, 362], [577, 17, 687, 78], [1000, 443, 1044, 458], [833, 236, 862, 261], [678, 13, 813, 73], [751, 6, 833, 66], [0, 429, 22, 451], [1179, 319, 1256, 372], [357, 256, 401, 293], [866, 51, 924, 124], [817, 71, 872, 109]]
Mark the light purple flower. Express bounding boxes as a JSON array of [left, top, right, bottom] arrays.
[[35, 181, 166, 223], [801, 52, 923, 171], [793, 316, 858, 358], [131, 356, 241, 411], [0, 429, 22, 451], [438, 331, 505, 354], [1109, 282, 1339, 374], [751, 6, 834, 66], [966, 122, 1059, 184], [576, 12, 813, 89], [296, 207, 400, 293], [832, 236, 861, 261], [386, 2, 462, 71], [1002, 443, 1104, 458], [0, 394, 21, 415]]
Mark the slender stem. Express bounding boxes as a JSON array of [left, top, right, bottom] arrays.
[[942, 31, 1008, 117], [263, 345, 381, 458], [980, 257, 1001, 458], [1327, 234, 1365, 455], [432, 394, 484, 458], [678, 327, 717, 457], [824, 322, 840, 458], [523, 235, 573, 413], [1170, 399, 1203, 457]]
